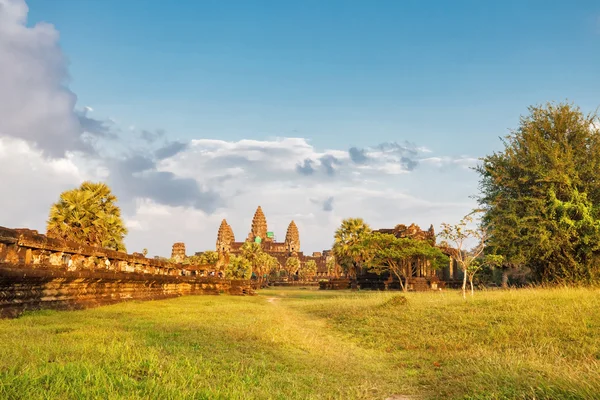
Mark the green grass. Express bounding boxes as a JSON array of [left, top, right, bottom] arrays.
[[0, 287, 599, 399]]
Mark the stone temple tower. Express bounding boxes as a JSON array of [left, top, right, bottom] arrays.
[[171, 242, 186, 263], [247, 206, 268, 242], [216, 219, 235, 253], [285, 220, 300, 255]]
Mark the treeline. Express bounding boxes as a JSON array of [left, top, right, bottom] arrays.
[[182, 242, 319, 282]]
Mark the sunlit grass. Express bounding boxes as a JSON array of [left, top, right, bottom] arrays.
[[0, 287, 598, 399]]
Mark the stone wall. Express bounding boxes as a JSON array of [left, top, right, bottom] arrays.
[[0, 226, 254, 318]]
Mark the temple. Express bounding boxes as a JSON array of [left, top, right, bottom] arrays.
[[215, 206, 328, 273], [368, 223, 462, 290], [211, 207, 461, 289]]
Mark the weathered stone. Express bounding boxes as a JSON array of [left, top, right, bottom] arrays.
[[247, 206, 268, 242], [0, 225, 255, 318], [171, 242, 186, 263], [285, 220, 300, 254], [0, 265, 253, 318]]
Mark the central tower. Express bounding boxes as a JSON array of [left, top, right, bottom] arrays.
[[247, 206, 269, 243]]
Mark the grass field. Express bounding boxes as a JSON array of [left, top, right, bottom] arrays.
[[0, 287, 599, 399]]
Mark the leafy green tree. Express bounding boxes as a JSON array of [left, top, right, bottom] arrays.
[[299, 259, 318, 281], [224, 255, 252, 280], [477, 103, 600, 284], [183, 251, 220, 267], [47, 181, 127, 251], [241, 242, 263, 272], [332, 218, 371, 278], [142, 248, 148, 257], [362, 232, 448, 292], [285, 257, 300, 278], [202, 251, 220, 265]]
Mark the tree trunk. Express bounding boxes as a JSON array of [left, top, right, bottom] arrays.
[[462, 268, 467, 299], [469, 275, 474, 296], [501, 269, 508, 289]]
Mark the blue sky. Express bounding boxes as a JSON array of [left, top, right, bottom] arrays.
[[27, 0, 600, 156], [1, 0, 599, 255]]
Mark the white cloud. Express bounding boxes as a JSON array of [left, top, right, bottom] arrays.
[[0, 0, 481, 258], [0, 0, 95, 157], [0, 137, 88, 230]]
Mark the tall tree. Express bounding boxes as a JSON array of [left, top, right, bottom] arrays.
[[47, 181, 127, 251], [332, 218, 371, 278], [240, 241, 268, 282], [256, 252, 279, 284], [477, 103, 600, 284]]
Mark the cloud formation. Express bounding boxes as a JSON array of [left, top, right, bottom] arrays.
[[0, 0, 480, 257], [0, 0, 94, 157]]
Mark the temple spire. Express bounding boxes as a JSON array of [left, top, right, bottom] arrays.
[[216, 219, 234, 252], [247, 206, 268, 242], [285, 220, 300, 254]]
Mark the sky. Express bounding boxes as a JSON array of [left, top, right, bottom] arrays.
[[1, 0, 599, 256]]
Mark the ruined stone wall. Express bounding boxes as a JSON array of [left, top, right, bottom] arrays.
[[0, 226, 254, 318]]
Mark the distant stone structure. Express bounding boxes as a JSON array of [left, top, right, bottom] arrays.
[[0, 226, 254, 318], [215, 206, 328, 276], [374, 223, 436, 245], [364, 223, 461, 290], [171, 242, 186, 263]]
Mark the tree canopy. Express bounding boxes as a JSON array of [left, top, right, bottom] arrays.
[[299, 259, 317, 280], [224, 255, 252, 280], [332, 218, 371, 277], [46, 181, 127, 251], [362, 232, 448, 291], [477, 102, 600, 284], [285, 257, 300, 276]]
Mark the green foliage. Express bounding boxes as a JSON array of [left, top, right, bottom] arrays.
[[224, 255, 252, 280], [285, 257, 300, 276], [478, 102, 600, 284], [239, 242, 278, 279], [299, 259, 317, 280], [46, 181, 127, 251], [258, 252, 279, 277], [183, 251, 220, 266], [332, 218, 371, 277], [362, 232, 448, 290], [202, 251, 220, 265]]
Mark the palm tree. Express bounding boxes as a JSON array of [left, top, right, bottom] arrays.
[[47, 182, 127, 251], [332, 218, 371, 278], [285, 257, 300, 279], [240, 241, 263, 279]]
